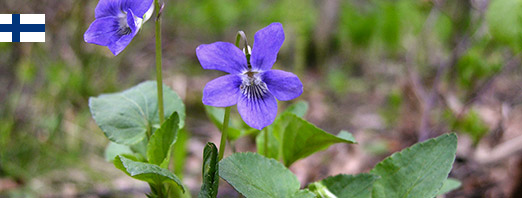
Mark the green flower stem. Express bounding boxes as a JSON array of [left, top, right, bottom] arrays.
[[264, 129, 268, 156], [154, 0, 164, 124], [152, 1, 167, 197], [218, 106, 231, 160], [146, 121, 153, 139]]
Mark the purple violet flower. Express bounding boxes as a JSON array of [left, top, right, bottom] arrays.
[[196, 23, 303, 130], [84, 0, 154, 55]]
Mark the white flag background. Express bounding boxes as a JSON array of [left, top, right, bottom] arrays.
[[0, 14, 45, 42]]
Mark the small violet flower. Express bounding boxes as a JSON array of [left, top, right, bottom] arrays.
[[196, 23, 303, 130], [84, 0, 154, 55]]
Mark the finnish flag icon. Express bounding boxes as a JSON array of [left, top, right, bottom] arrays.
[[0, 14, 45, 42]]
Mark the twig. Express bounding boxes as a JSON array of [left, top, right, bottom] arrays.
[[418, 37, 469, 141], [474, 135, 522, 164], [405, 57, 428, 105]]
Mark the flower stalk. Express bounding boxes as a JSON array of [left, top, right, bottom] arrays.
[[218, 107, 231, 160], [155, 0, 165, 123], [264, 129, 268, 156]]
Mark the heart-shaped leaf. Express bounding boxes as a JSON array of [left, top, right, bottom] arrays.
[[89, 81, 185, 145], [219, 152, 314, 198], [370, 133, 457, 198]]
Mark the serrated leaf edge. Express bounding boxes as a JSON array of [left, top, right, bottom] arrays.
[[370, 133, 457, 198]]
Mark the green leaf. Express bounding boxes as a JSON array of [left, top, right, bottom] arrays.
[[173, 128, 189, 178], [255, 128, 280, 160], [104, 141, 134, 162], [486, 0, 522, 51], [114, 155, 185, 192], [169, 129, 192, 198], [147, 112, 180, 167], [308, 181, 335, 198], [256, 113, 356, 166], [284, 101, 309, 117], [436, 178, 461, 196], [169, 183, 192, 198], [255, 102, 309, 159], [370, 133, 458, 198], [309, 173, 379, 198], [336, 130, 356, 142], [89, 81, 185, 145], [198, 143, 219, 198], [219, 152, 307, 198], [280, 113, 356, 166], [130, 138, 148, 161]]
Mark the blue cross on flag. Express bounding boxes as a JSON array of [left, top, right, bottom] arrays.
[[0, 14, 45, 42]]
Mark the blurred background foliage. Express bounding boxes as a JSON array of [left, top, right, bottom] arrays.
[[1, 0, 522, 197]]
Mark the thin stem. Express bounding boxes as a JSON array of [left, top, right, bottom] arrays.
[[154, 0, 164, 124], [235, 31, 248, 50], [264, 130, 268, 156], [150, 1, 167, 197], [218, 107, 231, 160], [146, 122, 153, 139]]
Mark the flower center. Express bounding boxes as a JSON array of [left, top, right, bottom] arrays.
[[117, 26, 132, 36], [116, 10, 144, 36], [117, 13, 132, 36], [240, 71, 268, 100]]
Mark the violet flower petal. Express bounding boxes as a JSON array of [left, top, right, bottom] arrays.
[[196, 42, 248, 74], [262, 70, 303, 101], [84, 16, 120, 46], [95, 0, 153, 19], [95, 0, 125, 18], [202, 74, 242, 107], [121, 0, 154, 18], [237, 91, 278, 130], [250, 22, 285, 71]]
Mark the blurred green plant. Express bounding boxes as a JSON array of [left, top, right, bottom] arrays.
[[380, 89, 403, 127], [487, 0, 522, 52], [445, 109, 489, 145], [455, 39, 503, 90]]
